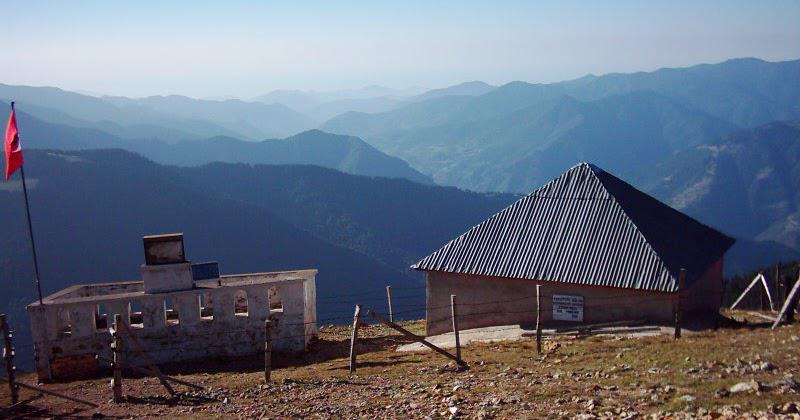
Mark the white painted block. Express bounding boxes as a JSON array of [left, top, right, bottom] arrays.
[[140, 296, 166, 331], [175, 294, 201, 326], [69, 305, 96, 338], [141, 263, 193, 293], [212, 289, 235, 324], [247, 287, 269, 322], [105, 301, 130, 326]]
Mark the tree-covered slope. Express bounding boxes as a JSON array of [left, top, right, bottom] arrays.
[[330, 92, 734, 192], [649, 120, 800, 250], [323, 58, 800, 193], [177, 163, 515, 268], [157, 130, 433, 184]]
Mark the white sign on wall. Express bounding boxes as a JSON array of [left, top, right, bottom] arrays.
[[552, 294, 584, 322]]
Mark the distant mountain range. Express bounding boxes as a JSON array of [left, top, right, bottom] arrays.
[[252, 83, 497, 121], [323, 57, 800, 192], [0, 88, 317, 141], [102, 95, 317, 139], [252, 86, 416, 121], [0, 81, 499, 141], [326, 91, 736, 192], [411, 81, 496, 103], [7, 104, 431, 183], [253, 85, 427, 107], [3, 57, 800, 347]]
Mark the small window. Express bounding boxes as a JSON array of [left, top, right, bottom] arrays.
[[129, 300, 144, 328], [234, 289, 248, 317], [57, 308, 72, 337], [268, 286, 283, 313], [164, 296, 180, 326], [200, 293, 214, 321], [95, 304, 108, 331]]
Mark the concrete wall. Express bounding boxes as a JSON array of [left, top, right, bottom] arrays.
[[27, 270, 317, 382], [424, 260, 724, 336]]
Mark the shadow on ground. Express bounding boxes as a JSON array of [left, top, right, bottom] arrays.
[[152, 333, 417, 377]]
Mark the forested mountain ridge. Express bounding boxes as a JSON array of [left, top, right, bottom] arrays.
[[161, 130, 433, 184], [323, 58, 800, 193], [650, 120, 800, 251], [329, 91, 735, 192], [0, 84, 317, 141], [177, 162, 513, 268]]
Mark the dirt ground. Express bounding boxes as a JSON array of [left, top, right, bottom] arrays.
[[1, 311, 799, 419]]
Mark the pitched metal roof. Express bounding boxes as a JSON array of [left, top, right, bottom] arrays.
[[412, 163, 735, 292]]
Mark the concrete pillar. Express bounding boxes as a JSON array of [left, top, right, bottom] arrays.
[[175, 294, 201, 326], [302, 276, 317, 338], [247, 287, 269, 323], [274, 281, 306, 352], [105, 301, 130, 327], [27, 305, 52, 382], [212, 289, 235, 324], [280, 281, 305, 318], [140, 296, 166, 332], [69, 304, 96, 338], [46, 306, 67, 340]]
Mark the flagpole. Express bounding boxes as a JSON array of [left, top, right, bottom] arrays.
[[11, 102, 44, 304]]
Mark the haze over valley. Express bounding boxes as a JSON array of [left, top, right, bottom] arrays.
[[0, 57, 798, 316]]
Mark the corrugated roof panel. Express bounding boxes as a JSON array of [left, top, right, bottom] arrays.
[[412, 163, 735, 292]]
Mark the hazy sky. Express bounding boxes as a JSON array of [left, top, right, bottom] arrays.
[[2, 1, 799, 98]]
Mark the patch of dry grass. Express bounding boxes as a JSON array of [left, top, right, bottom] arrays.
[[1, 314, 799, 418]]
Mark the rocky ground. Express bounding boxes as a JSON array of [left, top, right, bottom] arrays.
[[2, 311, 800, 419]]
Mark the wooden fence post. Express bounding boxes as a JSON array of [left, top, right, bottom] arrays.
[[349, 305, 362, 375], [776, 265, 783, 309], [366, 309, 466, 368], [264, 320, 273, 383], [1, 314, 18, 404], [760, 274, 776, 312], [536, 285, 542, 354], [773, 269, 800, 329], [116, 321, 175, 396], [450, 295, 461, 362], [112, 314, 123, 403], [788, 269, 800, 324], [674, 269, 685, 339], [96, 355, 202, 391], [386, 286, 394, 323]]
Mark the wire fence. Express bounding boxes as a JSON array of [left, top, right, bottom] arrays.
[[7, 277, 791, 354], [137, 288, 687, 346], [7, 273, 797, 403], [0, 284, 694, 349]]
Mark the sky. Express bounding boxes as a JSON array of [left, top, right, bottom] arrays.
[[1, 0, 799, 98]]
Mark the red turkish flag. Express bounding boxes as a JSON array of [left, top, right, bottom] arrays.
[[5, 107, 23, 181]]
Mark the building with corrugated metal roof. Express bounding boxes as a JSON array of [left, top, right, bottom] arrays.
[[412, 163, 735, 335]]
